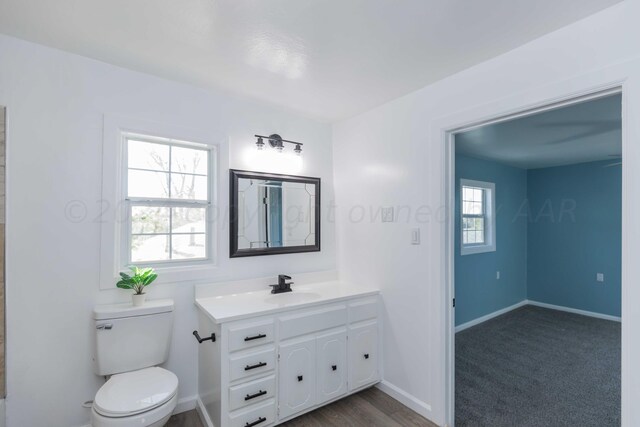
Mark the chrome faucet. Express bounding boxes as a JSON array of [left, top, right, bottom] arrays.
[[270, 274, 294, 294]]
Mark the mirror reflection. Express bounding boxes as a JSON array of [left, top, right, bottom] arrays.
[[230, 170, 320, 257], [237, 178, 316, 249]]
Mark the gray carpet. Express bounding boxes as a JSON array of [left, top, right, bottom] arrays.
[[455, 305, 620, 427]]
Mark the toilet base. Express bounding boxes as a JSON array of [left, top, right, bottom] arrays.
[[91, 393, 177, 427]]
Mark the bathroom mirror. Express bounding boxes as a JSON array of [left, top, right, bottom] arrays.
[[230, 169, 321, 257]]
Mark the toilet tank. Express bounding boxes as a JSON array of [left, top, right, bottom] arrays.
[[93, 299, 174, 376]]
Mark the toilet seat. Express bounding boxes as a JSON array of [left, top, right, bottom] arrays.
[[94, 367, 178, 417]]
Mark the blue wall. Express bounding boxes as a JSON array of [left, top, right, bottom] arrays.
[[527, 160, 621, 317], [455, 157, 621, 326], [455, 155, 528, 326]]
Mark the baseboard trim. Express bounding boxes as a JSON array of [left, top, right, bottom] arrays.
[[173, 395, 197, 415], [196, 396, 215, 427], [376, 380, 433, 420], [455, 300, 528, 333], [456, 300, 620, 333], [526, 300, 621, 322]]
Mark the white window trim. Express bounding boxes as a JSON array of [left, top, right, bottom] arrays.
[[99, 114, 224, 290], [122, 133, 212, 266], [460, 179, 496, 256]]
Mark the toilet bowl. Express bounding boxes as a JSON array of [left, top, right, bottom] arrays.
[[91, 367, 178, 427]]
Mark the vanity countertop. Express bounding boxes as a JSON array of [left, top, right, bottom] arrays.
[[195, 281, 379, 324]]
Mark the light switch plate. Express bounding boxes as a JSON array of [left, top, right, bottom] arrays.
[[597, 273, 604, 282], [411, 228, 421, 245], [382, 207, 394, 222]]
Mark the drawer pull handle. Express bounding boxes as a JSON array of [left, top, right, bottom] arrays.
[[244, 333, 267, 342], [364, 354, 370, 359], [245, 416, 267, 427], [245, 362, 267, 371], [245, 390, 267, 401], [96, 323, 113, 330], [332, 365, 337, 371], [298, 375, 303, 382]]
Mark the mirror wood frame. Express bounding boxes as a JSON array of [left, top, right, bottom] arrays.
[[229, 169, 321, 257]]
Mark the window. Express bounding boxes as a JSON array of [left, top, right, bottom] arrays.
[[124, 134, 212, 265], [460, 179, 495, 255]]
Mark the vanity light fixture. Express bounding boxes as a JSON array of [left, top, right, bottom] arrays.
[[254, 134, 303, 156]]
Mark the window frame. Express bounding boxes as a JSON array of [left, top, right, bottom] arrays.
[[460, 179, 496, 255], [122, 133, 213, 267], [99, 114, 222, 290]]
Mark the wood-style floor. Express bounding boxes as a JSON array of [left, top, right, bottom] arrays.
[[167, 387, 437, 427]]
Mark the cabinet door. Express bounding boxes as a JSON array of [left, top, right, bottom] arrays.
[[278, 336, 316, 419], [316, 329, 347, 405], [348, 321, 379, 391]]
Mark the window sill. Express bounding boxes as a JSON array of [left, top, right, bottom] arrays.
[[461, 244, 496, 256], [100, 261, 218, 290]]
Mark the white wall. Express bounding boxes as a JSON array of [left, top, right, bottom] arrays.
[[0, 35, 335, 427], [333, 1, 640, 425]]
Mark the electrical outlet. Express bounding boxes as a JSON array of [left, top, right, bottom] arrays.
[[496, 271, 500, 280], [381, 207, 394, 222], [411, 228, 421, 245], [597, 273, 604, 282]]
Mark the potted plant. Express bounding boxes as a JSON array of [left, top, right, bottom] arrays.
[[116, 266, 158, 306]]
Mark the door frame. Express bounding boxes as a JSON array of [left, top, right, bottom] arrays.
[[440, 80, 626, 427]]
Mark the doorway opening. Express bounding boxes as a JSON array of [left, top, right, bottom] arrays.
[[448, 91, 622, 426]]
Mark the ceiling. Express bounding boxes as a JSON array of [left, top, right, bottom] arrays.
[[0, 0, 623, 122], [455, 94, 622, 169]]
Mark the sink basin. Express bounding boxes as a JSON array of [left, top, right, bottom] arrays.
[[263, 292, 322, 305]]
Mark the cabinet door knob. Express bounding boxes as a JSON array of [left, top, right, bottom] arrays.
[[297, 375, 303, 382], [332, 365, 337, 371], [364, 354, 370, 359]]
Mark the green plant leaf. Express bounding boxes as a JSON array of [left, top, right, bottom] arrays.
[[117, 266, 157, 292], [143, 273, 158, 285], [116, 281, 132, 289]]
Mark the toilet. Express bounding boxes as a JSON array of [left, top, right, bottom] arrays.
[[91, 299, 178, 427]]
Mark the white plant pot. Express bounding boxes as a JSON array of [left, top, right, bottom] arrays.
[[132, 293, 146, 307]]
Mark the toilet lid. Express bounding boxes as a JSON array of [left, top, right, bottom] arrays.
[[94, 367, 178, 417]]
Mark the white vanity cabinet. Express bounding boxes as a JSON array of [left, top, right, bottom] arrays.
[[316, 329, 348, 404], [278, 335, 317, 419], [349, 321, 379, 390], [196, 292, 381, 427]]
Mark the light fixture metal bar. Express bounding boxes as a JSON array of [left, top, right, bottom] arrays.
[[254, 134, 304, 146]]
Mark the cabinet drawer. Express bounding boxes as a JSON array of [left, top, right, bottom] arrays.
[[229, 375, 276, 411], [229, 347, 276, 382], [228, 319, 274, 352], [349, 297, 378, 324], [279, 304, 347, 341], [229, 399, 275, 427]]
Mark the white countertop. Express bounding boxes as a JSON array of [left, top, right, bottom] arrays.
[[195, 281, 379, 324]]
